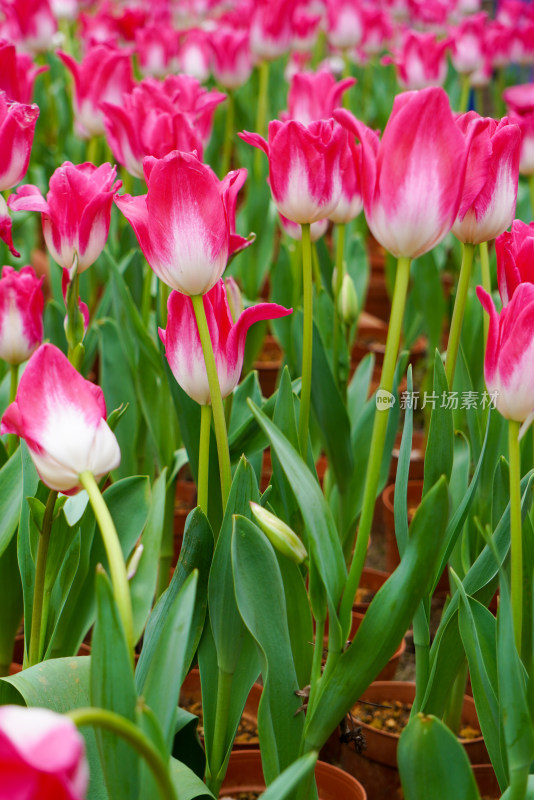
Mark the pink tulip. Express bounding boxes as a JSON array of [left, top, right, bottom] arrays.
[[291, 8, 322, 53], [115, 151, 250, 296], [250, 0, 296, 62], [239, 118, 345, 224], [102, 81, 204, 178], [450, 13, 488, 75], [477, 283, 534, 424], [135, 25, 179, 78], [0, 40, 47, 104], [328, 127, 363, 224], [496, 220, 534, 305], [503, 84, 534, 117], [160, 279, 292, 404], [9, 162, 121, 276], [0, 266, 43, 365], [382, 30, 451, 90], [361, 7, 393, 56], [1, 343, 120, 493], [452, 114, 521, 245], [0, 705, 88, 800], [0, 93, 39, 256], [507, 112, 534, 176], [0, 0, 57, 55], [58, 44, 134, 139], [209, 27, 253, 90], [485, 21, 513, 69], [334, 87, 469, 258], [176, 28, 212, 83], [281, 70, 355, 125], [326, 0, 365, 50]]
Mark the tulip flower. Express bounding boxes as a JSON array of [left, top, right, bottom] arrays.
[[209, 27, 253, 90], [102, 81, 204, 178], [239, 118, 345, 224], [160, 279, 292, 405], [176, 28, 212, 83], [325, 0, 365, 50], [0, 40, 47, 104], [496, 220, 534, 305], [281, 70, 356, 126], [503, 84, 534, 117], [334, 87, 468, 259], [58, 44, 134, 139], [9, 161, 120, 276], [1, 343, 120, 494], [0, 705, 88, 800], [115, 151, 250, 296], [449, 13, 488, 76], [135, 25, 178, 78], [249, 0, 295, 62], [452, 114, 521, 246], [0, 92, 39, 256], [328, 127, 363, 224], [0, 265, 43, 365], [1, 0, 57, 55], [382, 30, 451, 90]]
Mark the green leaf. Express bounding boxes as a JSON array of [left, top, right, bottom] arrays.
[[260, 752, 318, 800], [423, 350, 454, 495], [393, 366, 414, 557], [91, 569, 138, 800], [231, 515, 305, 781], [276, 554, 313, 691], [346, 353, 375, 429], [0, 533, 23, 670], [170, 757, 215, 800], [398, 714, 481, 800]]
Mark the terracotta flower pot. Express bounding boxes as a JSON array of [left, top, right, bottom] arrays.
[[381, 479, 449, 593], [180, 669, 262, 750], [253, 334, 283, 397], [10, 634, 91, 674], [352, 567, 391, 614], [472, 763, 500, 798], [388, 429, 426, 484], [220, 749, 367, 799]]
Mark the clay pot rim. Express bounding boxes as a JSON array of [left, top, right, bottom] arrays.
[[382, 479, 424, 514]]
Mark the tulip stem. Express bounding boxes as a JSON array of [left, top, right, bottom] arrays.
[[445, 242, 475, 387], [508, 419, 523, 653], [339, 256, 411, 640], [299, 223, 314, 458], [191, 294, 232, 511], [529, 175, 534, 218], [141, 262, 153, 328], [86, 136, 100, 165], [6, 365, 19, 455], [79, 470, 134, 660], [459, 74, 471, 114], [206, 668, 233, 797], [27, 489, 58, 668], [198, 404, 211, 514], [332, 224, 346, 387], [220, 90, 235, 179], [254, 61, 269, 181], [479, 240, 491, 345], [69, 707, 177, 800]]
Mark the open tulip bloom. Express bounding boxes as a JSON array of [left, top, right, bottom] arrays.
[[496, 219, 534, 304]]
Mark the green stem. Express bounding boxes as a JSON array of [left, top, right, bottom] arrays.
[[198, 404, 211, 514], [27, 489, 58, 667], [442, 662, 468, 735], [306, 616, 325, 721], [298, 223, 314, 458], [509, 419, 523, 653], [479, 240, 491, 346], [254, 61, 269, 181], [459, 74, 471, 113], [141, 262, 153, 328], [332, 224, 346, 387], [220, 90, 235, 178], [7, 364, 19, 455], [445, 242, 475, 388], [206, 668, 233, 796], [68, 707, 176, 800], [191, 294, 232, 510], [339, 255, 411, 639], [158, 279, 170, 328], [411, 602, 430, 716], [65, 260, 85, 370], [529, 175, 534, 219], [86, 136, 100, 165], [79, 470, 134, 659]]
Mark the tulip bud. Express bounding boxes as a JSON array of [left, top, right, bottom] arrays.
[[338, 273, 359, 325], [250, 501, 308, 565]]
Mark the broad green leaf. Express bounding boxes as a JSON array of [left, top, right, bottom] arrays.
[[276, 553, 313, 691], [231, 515, 304, 782], [260, 752, 318, 800], [170, 757, 215, 800], [0, 533, 23, 671], [346, 353, 375, 429], [423, 350, 454, 495], [398, 714, 480, 800], [0, 448, 23, 559], [91, 569, 138, 800], [393, 365, 414, 557]]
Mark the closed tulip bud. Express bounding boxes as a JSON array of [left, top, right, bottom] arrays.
[[249, 502, 308, 565], [0, 265, 43, 365], [338, 273, 359, 325], [477, 284, 534, 429], [0, 705, 88, 799], [1, 343, 121, 494]]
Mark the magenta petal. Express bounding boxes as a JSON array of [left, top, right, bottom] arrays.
[[476, 286, 499, 386], [238, 130, 269, 155], [227, 301, 292, 382], [8, 184, 48, 213]]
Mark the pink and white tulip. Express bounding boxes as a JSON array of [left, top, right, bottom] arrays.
[[9, 162, 120, 276], [281, 70, 355, 125], [496, 220, 534, 305], [146, 74, 225, 148], [452, 113, 521, 245], [0, 705, 88, 800], [0, 93, 39, 256], [209, 27, 253, 90], [1, 343, 120, 494], [0, 266, 43, 365], [135, 25, 178, 78], [176, 28, 212, 83], [334, 87, 469, 258], [115, 151, 250, 296], [0, 0, 57, 55], [382, 30, 451, 90], [477, 283, 534, 425], [326, 0, 365, 51], [450, 13, 488, 75], [0, 40, 47, 104], [328, 127, 363, 224], [239, 118, 345, 224], [160, 279, 292, 404], [250, 0, 295, 62], [58, 44, 134, 139], [503, 84, 534, 117]]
